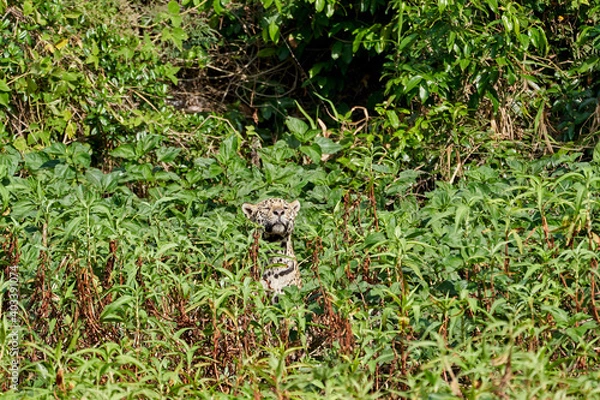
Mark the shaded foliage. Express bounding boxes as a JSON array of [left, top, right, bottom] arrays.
[[198, 0, 599, 145]]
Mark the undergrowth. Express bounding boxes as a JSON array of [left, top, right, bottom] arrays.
[[1, 125, 600, 398], [1, 0, 599, 398]]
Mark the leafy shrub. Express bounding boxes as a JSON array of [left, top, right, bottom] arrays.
[[198, 0, 599, 156], [0, 0, 207, 158], [2, 121, 600, 397]]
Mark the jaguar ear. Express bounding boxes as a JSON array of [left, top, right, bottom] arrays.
[[242, 203, 257, 220], [289, 200, 300, 214]]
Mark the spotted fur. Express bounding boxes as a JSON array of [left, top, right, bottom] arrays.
[[242, 198, 301, 298]]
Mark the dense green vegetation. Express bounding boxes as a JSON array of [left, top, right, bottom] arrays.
[[1, 0, 599, 397]]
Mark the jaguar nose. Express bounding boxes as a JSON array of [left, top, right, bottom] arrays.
[[273, 209, 285, 217]]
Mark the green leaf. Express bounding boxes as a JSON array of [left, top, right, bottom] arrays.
[[100, 296, 135, 323], [168, 0, 180, 14], [315, 136, 342, 155], [131, 163, 154, 181], [438, 0, 448, 13], [212, 0, 224, 14], [64, 215, 85, 238], [171, 27, 188, 49], [85, 169, 104, 188], [68, 143, 91, 168], [404, 75, 422, 93], [486, 0, 498, 12], [518, 33, 530, 49], [218, 134, 239, 162], [22, 0, 33, 15], [286, 116, 309, 136], [157, 147, 182, 163], [501, 14, 513, 32], [65, 122, 76, 139], [386, 110, 400, 128], [300, 144, 322, 164], [398, 34, 417, 51], [0, 78, 9, 107], [459, 59, 470, 71], [331, 41, 343, 60], [0, 92, 9, 107], [268, 21, 280, 43], [24, 152, 49, 171], [139, 134, 161, 155], [12, 137, 28, 151], [207, 162, 223, 178], [418, 84, 429, 102], [44, 142, 67, 156], [315, 0, 325, 12], [55, 163, 76, 180], [111, 144, 137, 160], [593, 141, 600, 164], [364, 232, 387, 247], [72, 151, 91, 168], [454, 204, 469, 233]]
